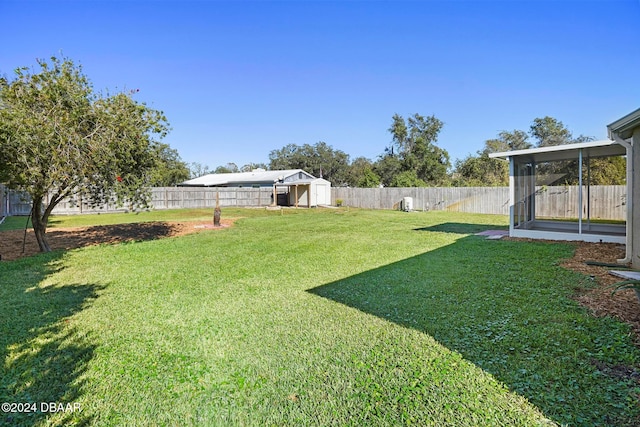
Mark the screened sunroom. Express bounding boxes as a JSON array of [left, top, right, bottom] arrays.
[[490, 140, 627, 244]]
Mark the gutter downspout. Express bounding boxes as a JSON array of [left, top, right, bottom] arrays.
[[611, 133, 632, 264]]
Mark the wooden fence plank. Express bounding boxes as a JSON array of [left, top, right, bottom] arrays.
[[0, 185, 627, 220]]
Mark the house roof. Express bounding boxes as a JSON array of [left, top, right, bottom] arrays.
[[275, 177, 332, 186], [179, 169, 317, 187], [488, 139, 627, 163], [608, 107, 640, 140]]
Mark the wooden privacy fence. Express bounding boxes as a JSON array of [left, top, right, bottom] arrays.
[[333, 185, 626, 220], [0, 184, 627, 220], [334, 187, 510, 214], [1, 186, 32, 216], [0, 186, 275, 216], [150, 187, 275, 210]]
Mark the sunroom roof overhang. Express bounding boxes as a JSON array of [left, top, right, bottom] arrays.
[[489, 139, 627, 164]]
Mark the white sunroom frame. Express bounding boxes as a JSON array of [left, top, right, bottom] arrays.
[[490, 139, 628, 245]]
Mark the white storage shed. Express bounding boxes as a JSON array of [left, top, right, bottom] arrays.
[[179, 169, 332, 207]]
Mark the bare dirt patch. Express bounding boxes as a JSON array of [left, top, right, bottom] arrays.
[[0, 218, 235, 262]]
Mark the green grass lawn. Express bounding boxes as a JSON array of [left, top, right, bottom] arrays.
[[1, 208, 639, 426]]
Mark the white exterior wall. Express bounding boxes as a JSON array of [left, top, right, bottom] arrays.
[[311, 179, 331, 206], [288, 186, 310, 207], [632, 127, 640, 269]]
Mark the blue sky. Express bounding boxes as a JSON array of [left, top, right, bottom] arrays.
[[1, 0, 639, 171]]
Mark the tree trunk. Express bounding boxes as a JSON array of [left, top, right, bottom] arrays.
[[213, 192, 221, 227], [31, 196, 51, 252], [213, 206, 221, 227]]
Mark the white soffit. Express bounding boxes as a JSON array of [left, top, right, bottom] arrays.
[[608, 108, 640, 140]]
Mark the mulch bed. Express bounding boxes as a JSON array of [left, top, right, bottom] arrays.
[[560, 241, 640, 342], [1, 222, 639, 343]]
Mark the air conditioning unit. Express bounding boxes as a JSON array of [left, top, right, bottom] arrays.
[[402, 197, 413, 212]]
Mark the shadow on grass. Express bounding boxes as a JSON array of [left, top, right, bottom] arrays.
[[414, 222, 506, 234], [309, 235, 640, 427], [47, 221, 180, 243], [1, 222, 183, 261], [0, 252, 104, 426]]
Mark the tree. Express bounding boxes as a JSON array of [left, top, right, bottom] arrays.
[[188, 162, 212, 179], [388, 114, 409, 152], [148, 143, 190, 186], [386, 113, 450, 186], [453, 118, 621, 187], [530, 116, 572, 147], [268, 144, 299, 171], [413, 138, 450, 186], [482, 130, 531, 154], [587, 157, 626, 185], [453, 154, 508, 186], [452, 129, 524, 186], [373, 153, 402, 187], [214, 163, 239, 173], [0, 55, 170, 252], [268, 141, 350, 185], [358, 167, 381, 188], [240, 162, 267, 172], [527, 123, 622, 185], [391, 170, 427, 187], [348, 156, 380, 187], [536, 155, 627, 186]]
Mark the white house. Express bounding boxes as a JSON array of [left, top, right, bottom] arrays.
[[179, 169, 332, 207]]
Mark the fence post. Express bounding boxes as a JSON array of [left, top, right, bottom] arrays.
[[3, 185, 629, 218]]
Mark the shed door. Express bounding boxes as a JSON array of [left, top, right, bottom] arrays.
[[316, 185, 328, 205]]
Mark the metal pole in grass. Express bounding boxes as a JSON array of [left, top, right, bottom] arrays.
[[213, 192, 221, 227]]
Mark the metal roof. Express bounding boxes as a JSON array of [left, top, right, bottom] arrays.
[[488, 139, 626, 163], [608, 107, 640, 140], [179, 169, 316, 187]]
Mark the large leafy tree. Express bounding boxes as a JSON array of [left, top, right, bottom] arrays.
[[0, 55, 170, 252], [188, 162, 212, 179], [214, 162, 239, 173], [386, 113, 450, 186], [453, 118, 626, 186], [373, 153, 402, 187], [268, 141, 350, 185], [527, 120, 622, 185], [529, 116, 573, 147], [453, 130, 526, 186], [347, 156, 380, 188], [391, 170, 427, 187], [148, 142, 190, 186], [483, 130, 532, 154], [453, 154, 508, 187], [358, 167, 382, 188]]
